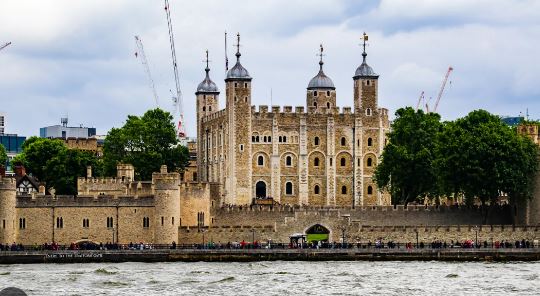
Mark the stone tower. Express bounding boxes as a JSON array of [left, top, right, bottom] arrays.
[[196, 50, 220, 183], [225, 33, 252, 205], [306, 44, 336, 113], [353, 32, 379, 114], [0, 176, 16, 244], [152, 165, 180, 244]]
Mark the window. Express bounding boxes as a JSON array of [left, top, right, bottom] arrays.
[[285, 182, 293, 195], [340, 157, 346, 167], [367, 186, 373, 195], [283, 136, 287, 143], [341, 186, 347, 194], [172, 217, 175, 225], [327, 102, 330, 108], [367, 138, 373, 146], [268, 136, 272, 142], [208, 106, 212, 112], [2, 219, 5, 229], [161, 216, 164, 226], [314, 137, 320, 146], [258, 155, 264, 166], [56, 217, 63, 229], [367, 157, 373, 167], [357, 158, 361, 166], [330, 158, 333, 166], [19, 218, 26, 229], [82, 219, 89, 228], [143, 217, 150, 228], [279, 136, 282, 143], [202, 106, 206, 112], [341, 137, 346, 146], [256, 136, 260, 142], [263, 136, 267, 142], [367, 80, 370, 86], [314, 185, 320, 195], [197, 212, 205, 227], [286, 155, 292, 166], [234, 82, 238, 88], [314, 91, 318, 96], [107, 217, 113, 228], [314, 157, 320, 167], [252, 136, 256, 142], [314, 102, 318, 107], [244, 82, 248, 88], [326, 91, 330, 96], [240, 144, 244, 151], [366, 108, 372, 116], [193, 172, 198, 181]]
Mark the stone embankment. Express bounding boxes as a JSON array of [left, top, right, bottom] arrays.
[[1, 248, 539, 264]]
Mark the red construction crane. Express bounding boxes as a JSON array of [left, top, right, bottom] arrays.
[[432, 66, 453, 113], [134, 36, 160, 107], [0, 42, 11, 52]]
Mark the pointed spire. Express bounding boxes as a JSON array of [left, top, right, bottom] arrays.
[[362, 32, 368, 63], [235, 32, 241, 60], [205, 49, 210, 75], [318, 44, 324, 71]]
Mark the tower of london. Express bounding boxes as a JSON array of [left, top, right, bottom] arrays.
[[196, 34, 391, 207]]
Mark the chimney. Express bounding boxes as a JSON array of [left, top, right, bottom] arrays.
[[87, 166, 92, 178], [14, 165, 26, 177], [160, 165, 168, 173], [38, 184, 46, 195]]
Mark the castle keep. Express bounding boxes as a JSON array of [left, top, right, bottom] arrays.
[[196, 34, 390, 207]]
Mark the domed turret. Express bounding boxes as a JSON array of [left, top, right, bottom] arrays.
[[196, 51, 219, 94], [354, 33, 378, 79], [307, 45, 335, 90], [225, 33, 251, 81]]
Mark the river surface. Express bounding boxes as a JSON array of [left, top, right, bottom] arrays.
[[0, 261, 539, 295]]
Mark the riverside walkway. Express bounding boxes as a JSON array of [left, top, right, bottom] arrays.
[[1, 247, 539, 264]]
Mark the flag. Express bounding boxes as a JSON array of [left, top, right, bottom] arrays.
[[364, 35, 369, 41]]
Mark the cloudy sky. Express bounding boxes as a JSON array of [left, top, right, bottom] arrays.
[[1, 0, 539, 137]]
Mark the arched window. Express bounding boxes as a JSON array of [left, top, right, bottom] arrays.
[[256, 136, 260, 142], [326, 91, 330, 97], [268, 136, 272, 142], [314, 101, 318, 107], [367, 80, 370, 86], [326, 102, 330, 108], [202, 106, 206, 112], [367, 138, 372, 146], [314, 137, 319, 146], [263, 136, 267, 142], [314, 91, 318, 96], [367, 157, 373, 167], [341, 186, 347, 194], [341, 137, 346, 146], [208, 106, 212, 112], [258, 155, 264, 166], [366, 108, 372, 116], [283, 136, 287, 143], [340, 157, 346, 167], [314, 185, 320, 194], [367, 185, 373, 195], [279, 136, 282, 143], [314, 157, 320, 167], [256, 181, 266, 198], [330, 158, 333, 166], [285, 182, 293, 195], [252, 136, 255, 142], [286, 155, 292, 166]]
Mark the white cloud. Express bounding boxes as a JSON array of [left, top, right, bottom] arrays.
[[0, 0, 539, 137]]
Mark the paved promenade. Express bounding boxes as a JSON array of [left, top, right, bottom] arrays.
[[1, 247, 539, 264]]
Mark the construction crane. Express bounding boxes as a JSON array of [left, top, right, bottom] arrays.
[[164, 0, 185, 139], [0, 42, 11, 52], [415, 91, 425, 111], [432, 66, 453, 113], [134, 36, 160, 107]]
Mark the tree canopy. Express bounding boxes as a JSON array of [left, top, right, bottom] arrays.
[[374, 107, 443, 204], [14, 137, 102, 195], [102, 108, 189, 180], [0, 144, 7, 168], [375, 108, 538, 206]]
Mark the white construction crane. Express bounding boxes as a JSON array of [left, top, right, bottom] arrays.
[[164, 0, 185, 139], [134, 36, 160, 107], [0, 42, 11, 52], [416, 91, 425, 111], [432, 66, 453, 113]]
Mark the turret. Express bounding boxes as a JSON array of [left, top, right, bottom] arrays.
[[307, 44, 336, 112], [196, 50, 220, 182], [152, 165, 180, 244], [224, 33, 252, 205], [0, 176, 16, 244], [354, 32, 379, 115]]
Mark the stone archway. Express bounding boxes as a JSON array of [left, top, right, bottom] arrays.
[[305, 224, 330, 242], [255, 181, 267, 198]]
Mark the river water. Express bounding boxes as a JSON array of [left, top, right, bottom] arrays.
[[0, 261, 539, 295]]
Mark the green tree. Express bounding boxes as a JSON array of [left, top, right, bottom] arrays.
[[103, 108, 190, 180], [374, 107, 443, 204], [437, 110, 538, 206], [0, 144, 7, 168], [20, 137, 66, 179]]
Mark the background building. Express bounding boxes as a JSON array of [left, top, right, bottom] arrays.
[[0, 112, 5, 134], [40, 118, 96, 139], [0, 133, 26, 173]]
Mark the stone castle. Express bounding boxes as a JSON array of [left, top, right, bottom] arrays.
[[196, 34, 390, 207], [0, 35, 539, 246]]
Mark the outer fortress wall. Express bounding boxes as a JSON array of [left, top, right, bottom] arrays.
[[152, 165, 180, 244], [180, 182, 210, 227]]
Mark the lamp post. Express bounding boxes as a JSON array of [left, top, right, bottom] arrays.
[[414, 229, 419, 248], [202, 229, 206, 249], [251, 229, 256, 248], [474, 225, 479, 248]]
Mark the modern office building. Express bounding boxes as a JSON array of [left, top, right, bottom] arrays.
[[39, 118, 96, 139]]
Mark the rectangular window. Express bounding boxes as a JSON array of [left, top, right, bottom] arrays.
[[19, 218, 26, 229], [172, 217, 175, 225], [2, 219, 5, 229], [161, 216, 164, 226]]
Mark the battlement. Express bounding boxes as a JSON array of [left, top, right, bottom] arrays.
[[16, 194, 155, 208], [253, 105, 359, 117], [77, 177, 132, 185], [0, 176, 16, 189], [202, 109, 227, 123]]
